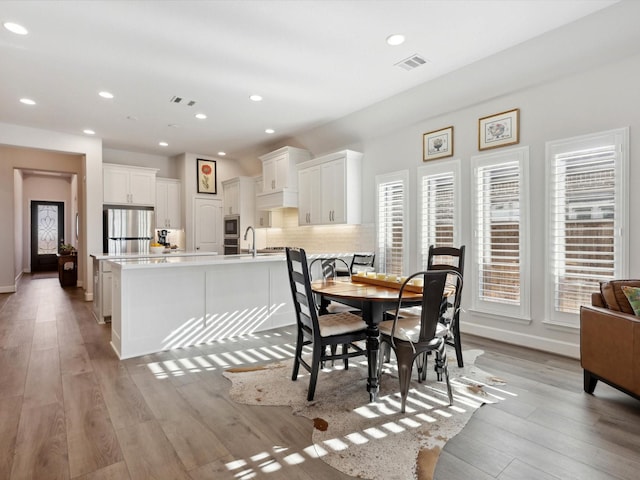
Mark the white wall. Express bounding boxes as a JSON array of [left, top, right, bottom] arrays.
[[0, 124, 102, 299], [13, 169, 24, 283], [103, 148, 178, 178], [288, 51, 640, 358], [175, 152, 248, 250]]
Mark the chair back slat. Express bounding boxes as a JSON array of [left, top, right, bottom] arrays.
[[393, 269, 463, 342], [427, 245, 465, 273], [350, 253, 375, 274], [428, 245, 465, 307], [286, 247, 321, 337], [309, 257, 351, 280]]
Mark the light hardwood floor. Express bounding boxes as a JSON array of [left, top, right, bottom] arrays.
[[1, 273, 639, 479]]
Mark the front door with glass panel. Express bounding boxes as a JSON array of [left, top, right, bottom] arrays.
[[31, 201, 64, 272]]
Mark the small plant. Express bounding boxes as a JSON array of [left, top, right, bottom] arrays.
[[59, 243, 76, 254]]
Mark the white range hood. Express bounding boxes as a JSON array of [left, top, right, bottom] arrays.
[[255, 188, 299, 210]]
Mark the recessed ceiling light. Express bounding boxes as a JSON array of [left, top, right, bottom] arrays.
[[159, 142, 168, 147], [386, 34, 405, 46], [249, 95, 263, 102], [218, 151, 226, 156], [195, 113, 207, 120], [265, 128, 275, 134], [99, 91, 114, 99], [83, 129, 95, 135], [4, 22, 28, 35], [20, 98, 36, 105]]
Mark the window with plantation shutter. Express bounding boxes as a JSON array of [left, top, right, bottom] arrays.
[[472, 147, 530, 319], [376, 171, 409, 276], [546, 128, 628, 326], [418, 160, 460, 269]]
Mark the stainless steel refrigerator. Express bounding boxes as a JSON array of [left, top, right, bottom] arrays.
[[103, 206, 154, 254]]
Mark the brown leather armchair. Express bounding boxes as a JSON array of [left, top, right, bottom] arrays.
[[580, 280, 640, 400]]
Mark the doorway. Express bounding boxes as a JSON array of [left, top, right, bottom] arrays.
[[31, 200, 64, 272]]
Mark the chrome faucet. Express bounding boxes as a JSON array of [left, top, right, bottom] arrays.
[[244, 226, 256, 257]]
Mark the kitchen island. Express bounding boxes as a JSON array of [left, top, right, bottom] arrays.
[[108, 253, 294, 359], [91, 251, 221, 324]]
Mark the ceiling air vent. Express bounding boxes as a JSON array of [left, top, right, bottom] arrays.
[[169, 96, 197, 106], [395, 54, 428, 71]]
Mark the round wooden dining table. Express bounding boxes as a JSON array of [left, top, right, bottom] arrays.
[[311, 277, 423, 401]]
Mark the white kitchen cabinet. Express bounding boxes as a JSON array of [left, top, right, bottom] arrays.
[[222, 178, 240, 215], [103, 163, 157, 206], [254, 176, 282, 228], [297, 165, 322, 225], [222, 176, 255, 237], [297, 150, 362, 226], [156, 178, 181, 229], [92, 256, 113, 324], [256, 146, 310, 210], [222, 176, 254, 216]]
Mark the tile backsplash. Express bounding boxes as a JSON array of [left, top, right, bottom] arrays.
[[263, 208, 375, 254]]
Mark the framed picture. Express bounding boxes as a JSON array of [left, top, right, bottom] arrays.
[[197, 159, 217, 194], [478, 108, 520, 150], [423, 126, 454, 161]]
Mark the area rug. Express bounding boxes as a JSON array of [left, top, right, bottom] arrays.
[[223, 349, 508, 480]]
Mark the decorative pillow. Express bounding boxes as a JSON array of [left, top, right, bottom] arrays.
[[600, 280, 640, 314], [621, 286, 640, 316]]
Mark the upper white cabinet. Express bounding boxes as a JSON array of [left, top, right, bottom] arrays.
[[297, 150, 363, 226], [297, 165, 322, 225], [103, 163, 157, 206], [222, 176, 255, 219], [223, 178, 240, 216], [256, 146, 311, 210], [156, 178, 181, 229], [254, 177, 282, 228]]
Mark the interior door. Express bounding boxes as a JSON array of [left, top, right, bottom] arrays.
[[194, 197, 222, 253], [31, 200, 64, 272]]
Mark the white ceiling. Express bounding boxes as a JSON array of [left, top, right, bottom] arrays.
[[0, 0, 619, 160]]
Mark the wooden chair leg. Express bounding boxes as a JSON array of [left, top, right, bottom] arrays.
[[342, 343, 349, 370], [307, 344, 323, 401], [292, 330, 303, 381]]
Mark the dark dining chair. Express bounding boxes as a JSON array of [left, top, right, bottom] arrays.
[[349, 253, 375, 274], [427, 245, 465, 367], [309, 257, 357, 315], [378, 270, 462, 412], [286, 248, 368, 401]]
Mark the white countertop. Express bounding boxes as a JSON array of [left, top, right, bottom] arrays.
[[90, 251, 218, 261], [95, 250, 371, 270], [108, 253, 286, 269]]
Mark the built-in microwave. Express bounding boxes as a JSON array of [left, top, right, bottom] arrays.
[[224, 215, 240, 238]]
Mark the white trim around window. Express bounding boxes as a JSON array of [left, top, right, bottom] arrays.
[[544, 127, 629, 328], [417, 159, 461, 269], [471, 146, 530, 321], [375, 170, 409, 276]]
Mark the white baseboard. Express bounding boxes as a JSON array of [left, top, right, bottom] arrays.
[[0, 284, 17, 293], [84, 291, 93, 302], [462, 322, 580, 359]]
